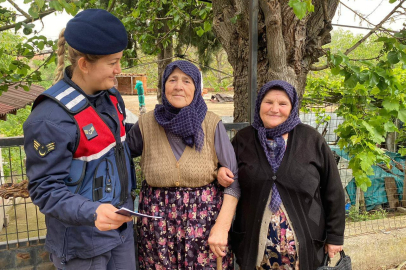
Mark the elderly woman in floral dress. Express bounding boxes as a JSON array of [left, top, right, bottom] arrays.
[[127, 60, 239, 269]]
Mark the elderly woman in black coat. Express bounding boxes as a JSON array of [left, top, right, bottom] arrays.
[[219, 80, 345, 270]]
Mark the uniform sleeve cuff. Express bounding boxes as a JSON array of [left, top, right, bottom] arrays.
[[78, 201, 102, 226]]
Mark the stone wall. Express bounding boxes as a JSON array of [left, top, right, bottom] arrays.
[[0, 237, 54, 270]]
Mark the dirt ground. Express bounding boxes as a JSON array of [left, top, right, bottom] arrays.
[[123, 92, 235, 117]]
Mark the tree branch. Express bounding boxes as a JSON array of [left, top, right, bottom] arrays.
[[0, 9, 55, 32], [7, 0, 30, 19], [107, 0, 117, 12], [339, 0, 396, 34], [344, 0, 406, 55], [310, 0, 406, 71]]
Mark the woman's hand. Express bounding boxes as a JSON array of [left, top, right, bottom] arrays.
[[95, 204, 133, 231], [208, 222, 229, 258], [325, 244, 343, 258], [217, 167, 234, 187]]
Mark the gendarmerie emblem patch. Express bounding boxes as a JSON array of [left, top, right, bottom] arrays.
[[83, 123, 98, 140], [33, 140, 55, 157]]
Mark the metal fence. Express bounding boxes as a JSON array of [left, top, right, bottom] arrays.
[[0, 118, 405, 252], [300, 101, 406, 239]]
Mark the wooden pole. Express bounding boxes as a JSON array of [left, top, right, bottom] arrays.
[[217, 257, 222, 269]]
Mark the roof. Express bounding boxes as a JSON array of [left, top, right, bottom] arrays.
[[0, 84, 45, 120]]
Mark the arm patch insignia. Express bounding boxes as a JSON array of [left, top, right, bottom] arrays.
[[33, 140, 55, 157]]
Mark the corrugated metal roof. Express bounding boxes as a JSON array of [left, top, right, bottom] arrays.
[[0, 84, 45, 120]]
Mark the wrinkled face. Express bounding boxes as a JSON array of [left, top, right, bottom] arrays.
[[260, 89, 292, 129], [165, 67, 196, 108], [85, 51, 123, 93]]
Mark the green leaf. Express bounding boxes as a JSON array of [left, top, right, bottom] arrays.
[[399, 51, 406, 64], [132, 9, 140, 18], [362, 121, 385, 143], [369, 72, 379, 87], [377, 79, 388, 91], [35, 0, 45, 9], [203, 21, 211, 32], [388, 51, 400, 64], [359, 151, 376, 174], [384, 121, 398, 132], [331, 66, 341, 75], [196, 27, 204, 37], [28, 6, 39, 19], [382, 98, 399, 111], [376, 37, 389, 42], [398, 147, 406, 156], [350, 135, 361, 145], [389, 0, 397, 3], [398, 108, 406, 122], [344, 73, 358, 88], [49, 1, 63, 11], [288, 0, 307, 20], [162, 0, 167, 3]]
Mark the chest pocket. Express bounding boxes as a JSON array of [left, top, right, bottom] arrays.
[[64, 160, 86, 194], [93, 157, 117, 202]]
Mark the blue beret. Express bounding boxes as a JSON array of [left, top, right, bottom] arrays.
[[65, 9, 127, 55]]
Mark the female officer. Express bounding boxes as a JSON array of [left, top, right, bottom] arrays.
[[23, 9, 137, 270]]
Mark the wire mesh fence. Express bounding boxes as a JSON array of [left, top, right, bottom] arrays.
[[0, 137, 46, 250], [301, 97, 406, 238]]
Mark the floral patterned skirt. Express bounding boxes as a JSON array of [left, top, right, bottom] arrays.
[[137, 180, 234, 270], [259, 208, 299, 270]]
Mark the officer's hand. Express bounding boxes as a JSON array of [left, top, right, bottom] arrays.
[[95, 204, 132, 231]]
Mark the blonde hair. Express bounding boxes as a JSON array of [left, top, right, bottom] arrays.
[[53, 28, 104, 84]]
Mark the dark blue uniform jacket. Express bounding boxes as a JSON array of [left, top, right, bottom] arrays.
[[23, 70, 136, 263]]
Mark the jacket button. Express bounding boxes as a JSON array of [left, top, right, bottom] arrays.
[[175, 181, 180, 187], [68, 178, 72, 182]]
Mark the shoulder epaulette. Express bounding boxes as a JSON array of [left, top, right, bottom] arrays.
[[33, 80, 89, 114]]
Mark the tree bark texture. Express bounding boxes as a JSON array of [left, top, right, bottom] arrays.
[[157, 38, 173, 104], [212, 0, 339, 122], [156, 5, 174, 104]]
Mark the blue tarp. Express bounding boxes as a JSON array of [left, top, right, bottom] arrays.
[[330, 146, 404, 211]]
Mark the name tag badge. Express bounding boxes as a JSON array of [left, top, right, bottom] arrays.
[[83, 123, 98, 140]]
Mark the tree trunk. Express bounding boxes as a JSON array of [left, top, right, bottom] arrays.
[[212, 0, 339, 122], [156, 5, 174, 104], [157, 39, 173, 104]]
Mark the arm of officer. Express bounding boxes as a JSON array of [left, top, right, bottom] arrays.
[[24, 119, 131, 228], [24, 119, 99, 226]]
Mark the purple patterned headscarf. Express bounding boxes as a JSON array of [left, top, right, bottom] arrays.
[[154, 60, 207, 151], [252, 80, 301, 212]]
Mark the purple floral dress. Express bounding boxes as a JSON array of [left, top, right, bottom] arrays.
[[259, 208, 299, 270], [137, 180, 234, 269]]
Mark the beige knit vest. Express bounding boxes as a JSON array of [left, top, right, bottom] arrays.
[[139, 111, 220, 188]]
